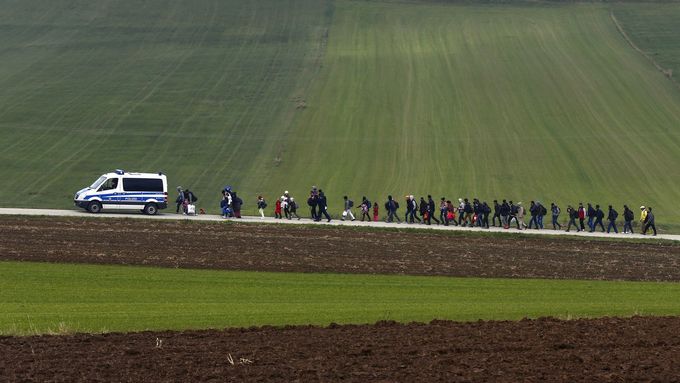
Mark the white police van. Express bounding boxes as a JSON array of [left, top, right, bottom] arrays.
[[74, 170, 168, 215]]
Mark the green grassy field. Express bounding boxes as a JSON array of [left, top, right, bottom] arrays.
[[1, 1, 679, 229], [2, 261, 680, 335], [613, 3, 680, 81]]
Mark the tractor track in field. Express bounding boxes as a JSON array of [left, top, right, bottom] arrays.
[[2, 215, 680, 382]]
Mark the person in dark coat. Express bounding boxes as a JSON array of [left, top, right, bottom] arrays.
[[231, 192, 243, 218], [566, 205, 580, 232], [481, 202, 491, 229], [623, 205, 634, 234], [528, 201, 539, 229], [316, 190, 331, 222], [591, 204, 605, 232], [419, 197, 429, 224], [607, 205, 618, 233], [492, 200, 501, 227], [428, 195, 440, 225], [500, 199, 510, 229], [551, 203, 562, 230], [308, 192, 318, 221], [385, 195, 400, 223], [440, 197, 448, 226], [587, 203, 596, 232], [642, 207, 657, 236]]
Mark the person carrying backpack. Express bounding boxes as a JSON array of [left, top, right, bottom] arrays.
[[536, 201, 547, 229], [289, 197, 301, 220], [317, 190, 331, 222], [587, 203, 596, 232], [607, 205, 619, 233], [642, 207, 657, 236], [257, 196, 267, 219], [623, 205, 634, 234], [385, 195, 400, 223], [550, 203, 562, 230], [516, 202, 528, 230], [528, 201, 539, 229], [492, 200, 501, 227], [342, 196, 356, 221], [509, 201, 521, 230], [591, 204, 605, 232], [481, 201, 491, 229], [566, 205, 580, 232]]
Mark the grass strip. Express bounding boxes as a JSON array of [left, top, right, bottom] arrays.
[[2, 261, 680, 335]]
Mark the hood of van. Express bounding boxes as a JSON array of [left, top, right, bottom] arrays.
[[75, 187, 91, 200]]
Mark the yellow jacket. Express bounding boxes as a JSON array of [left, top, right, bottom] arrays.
[[640, 209, 648, 222]]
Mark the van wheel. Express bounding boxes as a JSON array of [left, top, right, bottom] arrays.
[[88, 201, 102, 214], [143, 203, 158, 215]]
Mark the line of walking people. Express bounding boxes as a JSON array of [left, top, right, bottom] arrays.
[[217, 186, 659, 236]]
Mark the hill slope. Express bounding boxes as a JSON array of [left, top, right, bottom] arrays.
[[1, 1, 679, 228]]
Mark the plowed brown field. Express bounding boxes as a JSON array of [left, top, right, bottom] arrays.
[[1, 216, 679, 281], [2, 317, 680, 382], [2, 216, 680, 382]]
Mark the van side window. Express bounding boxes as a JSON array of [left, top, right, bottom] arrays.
[[98, 178, 118, 191], [123, 178, 163, 192]]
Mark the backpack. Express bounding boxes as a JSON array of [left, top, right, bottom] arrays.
[[624, 210, 633, 221], [611, 210, 618, 220], [348, 200, 354, 208], [540, 205, 547, 216], [394, 201, 400, 209]]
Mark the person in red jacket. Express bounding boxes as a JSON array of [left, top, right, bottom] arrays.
[[577, 202, 586, 231], [274, 198, 282, 219], [373, 202, 379, 222]]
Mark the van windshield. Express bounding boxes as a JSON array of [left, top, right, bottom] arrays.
[[89, 176, 106, 189]]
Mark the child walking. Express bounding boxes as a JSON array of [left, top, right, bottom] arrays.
[[257, 196, 267, 219]]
